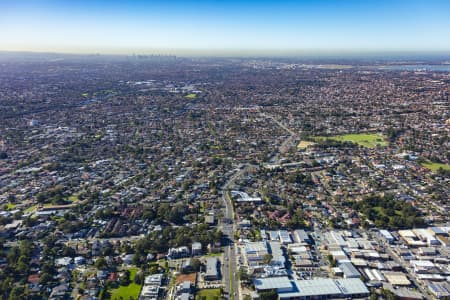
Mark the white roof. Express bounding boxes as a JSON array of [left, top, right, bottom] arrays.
[[410, 260, 434, 267], [398, 230, 416, 238], [379, 230, 394, 239], [245, 241, 268, 253], [144, 274, 163, 285], [192, 242, 202, 249], [288, 246, 308, 253]]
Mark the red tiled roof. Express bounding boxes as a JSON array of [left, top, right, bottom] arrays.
[[28, 274, 40, 284]]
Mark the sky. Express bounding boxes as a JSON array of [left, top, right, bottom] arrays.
[[1, 0, 450, 55]]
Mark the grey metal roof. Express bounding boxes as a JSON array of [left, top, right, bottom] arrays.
[[294, 230, 310, 242], [335, 278, 369, 295], [254, 276, 293, 291], [339, 262, 361, 278], [278, 278, 369, 299], [205, 257, 218, 276], [180, 293, 191, 300], [245, 241, 268, 253], [294, 279, 341, 296]]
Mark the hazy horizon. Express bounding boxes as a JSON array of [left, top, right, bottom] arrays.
[[2, 49, 450, 60], [1, 0, 450, 55]]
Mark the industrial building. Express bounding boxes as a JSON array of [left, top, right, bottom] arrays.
[[245, 241, 269, 267], [279, 230, 293, 244], [268, 241, 286, 267], [254, 277, 369, 299], [204, 257, 219, 281], [293, 230, 311, 244], [428, 282, 450, 299], [338, 262, 361, 279], [379, 230, 395, 243]]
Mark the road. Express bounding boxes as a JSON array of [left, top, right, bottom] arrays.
[[260, 112, 296, 136], [220, 166, 250, 299], [219, 110, 297, 299], [260, 112, 297, 163]]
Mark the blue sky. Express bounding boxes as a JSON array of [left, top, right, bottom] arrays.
[[1, 0, 450, 54]]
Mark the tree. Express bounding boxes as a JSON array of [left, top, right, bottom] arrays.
[[41, 263, 56, 276], [142, 207, 156, 221], [286, 208, 306, 229], [238, 267, 249, 283], [95, 257, 108, 270], [148, 264, 159, 275], [39, 273, 53, 285], [191, 258, 202, 272], [62, 245, 76, 257], [381, 288, 399, 300], [157, 203, 171, 222], [7, 247, 19, 265], [327, 254, 337, 267], [132, 253, 141, 267], [120, 270, 131, 286], [259, 289, 278, 300], [370, 292, 378, 300], [134, 272, 143, 285], [262, 254, 273, 265], [8, 286, 25, 300], [17, 256, 29, 274]]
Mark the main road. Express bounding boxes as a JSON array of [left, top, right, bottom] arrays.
[[220, 166, 250, 300], [219, 110, 297, 299]]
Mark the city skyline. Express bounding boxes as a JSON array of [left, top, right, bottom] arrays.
[[1, 0, 450, 55]]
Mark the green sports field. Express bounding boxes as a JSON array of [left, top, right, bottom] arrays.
[[185, 93, 197, 99], [314, 133, 388, 148], [421, 162, 450, 172]]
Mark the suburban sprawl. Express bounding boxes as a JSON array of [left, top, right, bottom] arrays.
[[0, 53, 449, 300]]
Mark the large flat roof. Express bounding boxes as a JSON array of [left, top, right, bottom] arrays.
[[254, 276, 293, 291], [205, 257, 218, 276], [245, 241, 268, 253], [294, 279, 341, 296], [277, 278, 369, 299], [335, 278, 370, 295], [339, 262, 361, 278], [294, 230, 309, 242], [384, 272, 411, 286]]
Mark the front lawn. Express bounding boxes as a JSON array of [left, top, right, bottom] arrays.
[[108, 268, 142, 300], [196, 288, 222, 300]]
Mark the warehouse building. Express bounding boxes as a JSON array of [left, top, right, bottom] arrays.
[[379, 230, 395, 243], [268, 241, 286, 267], [254, 277, 369, 299], [339, 262, 361, 279], [245, 241, 269, 267], [279, 230, 293, 244], [294, 230, 311, 244], [204, 257, 219, 281]]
